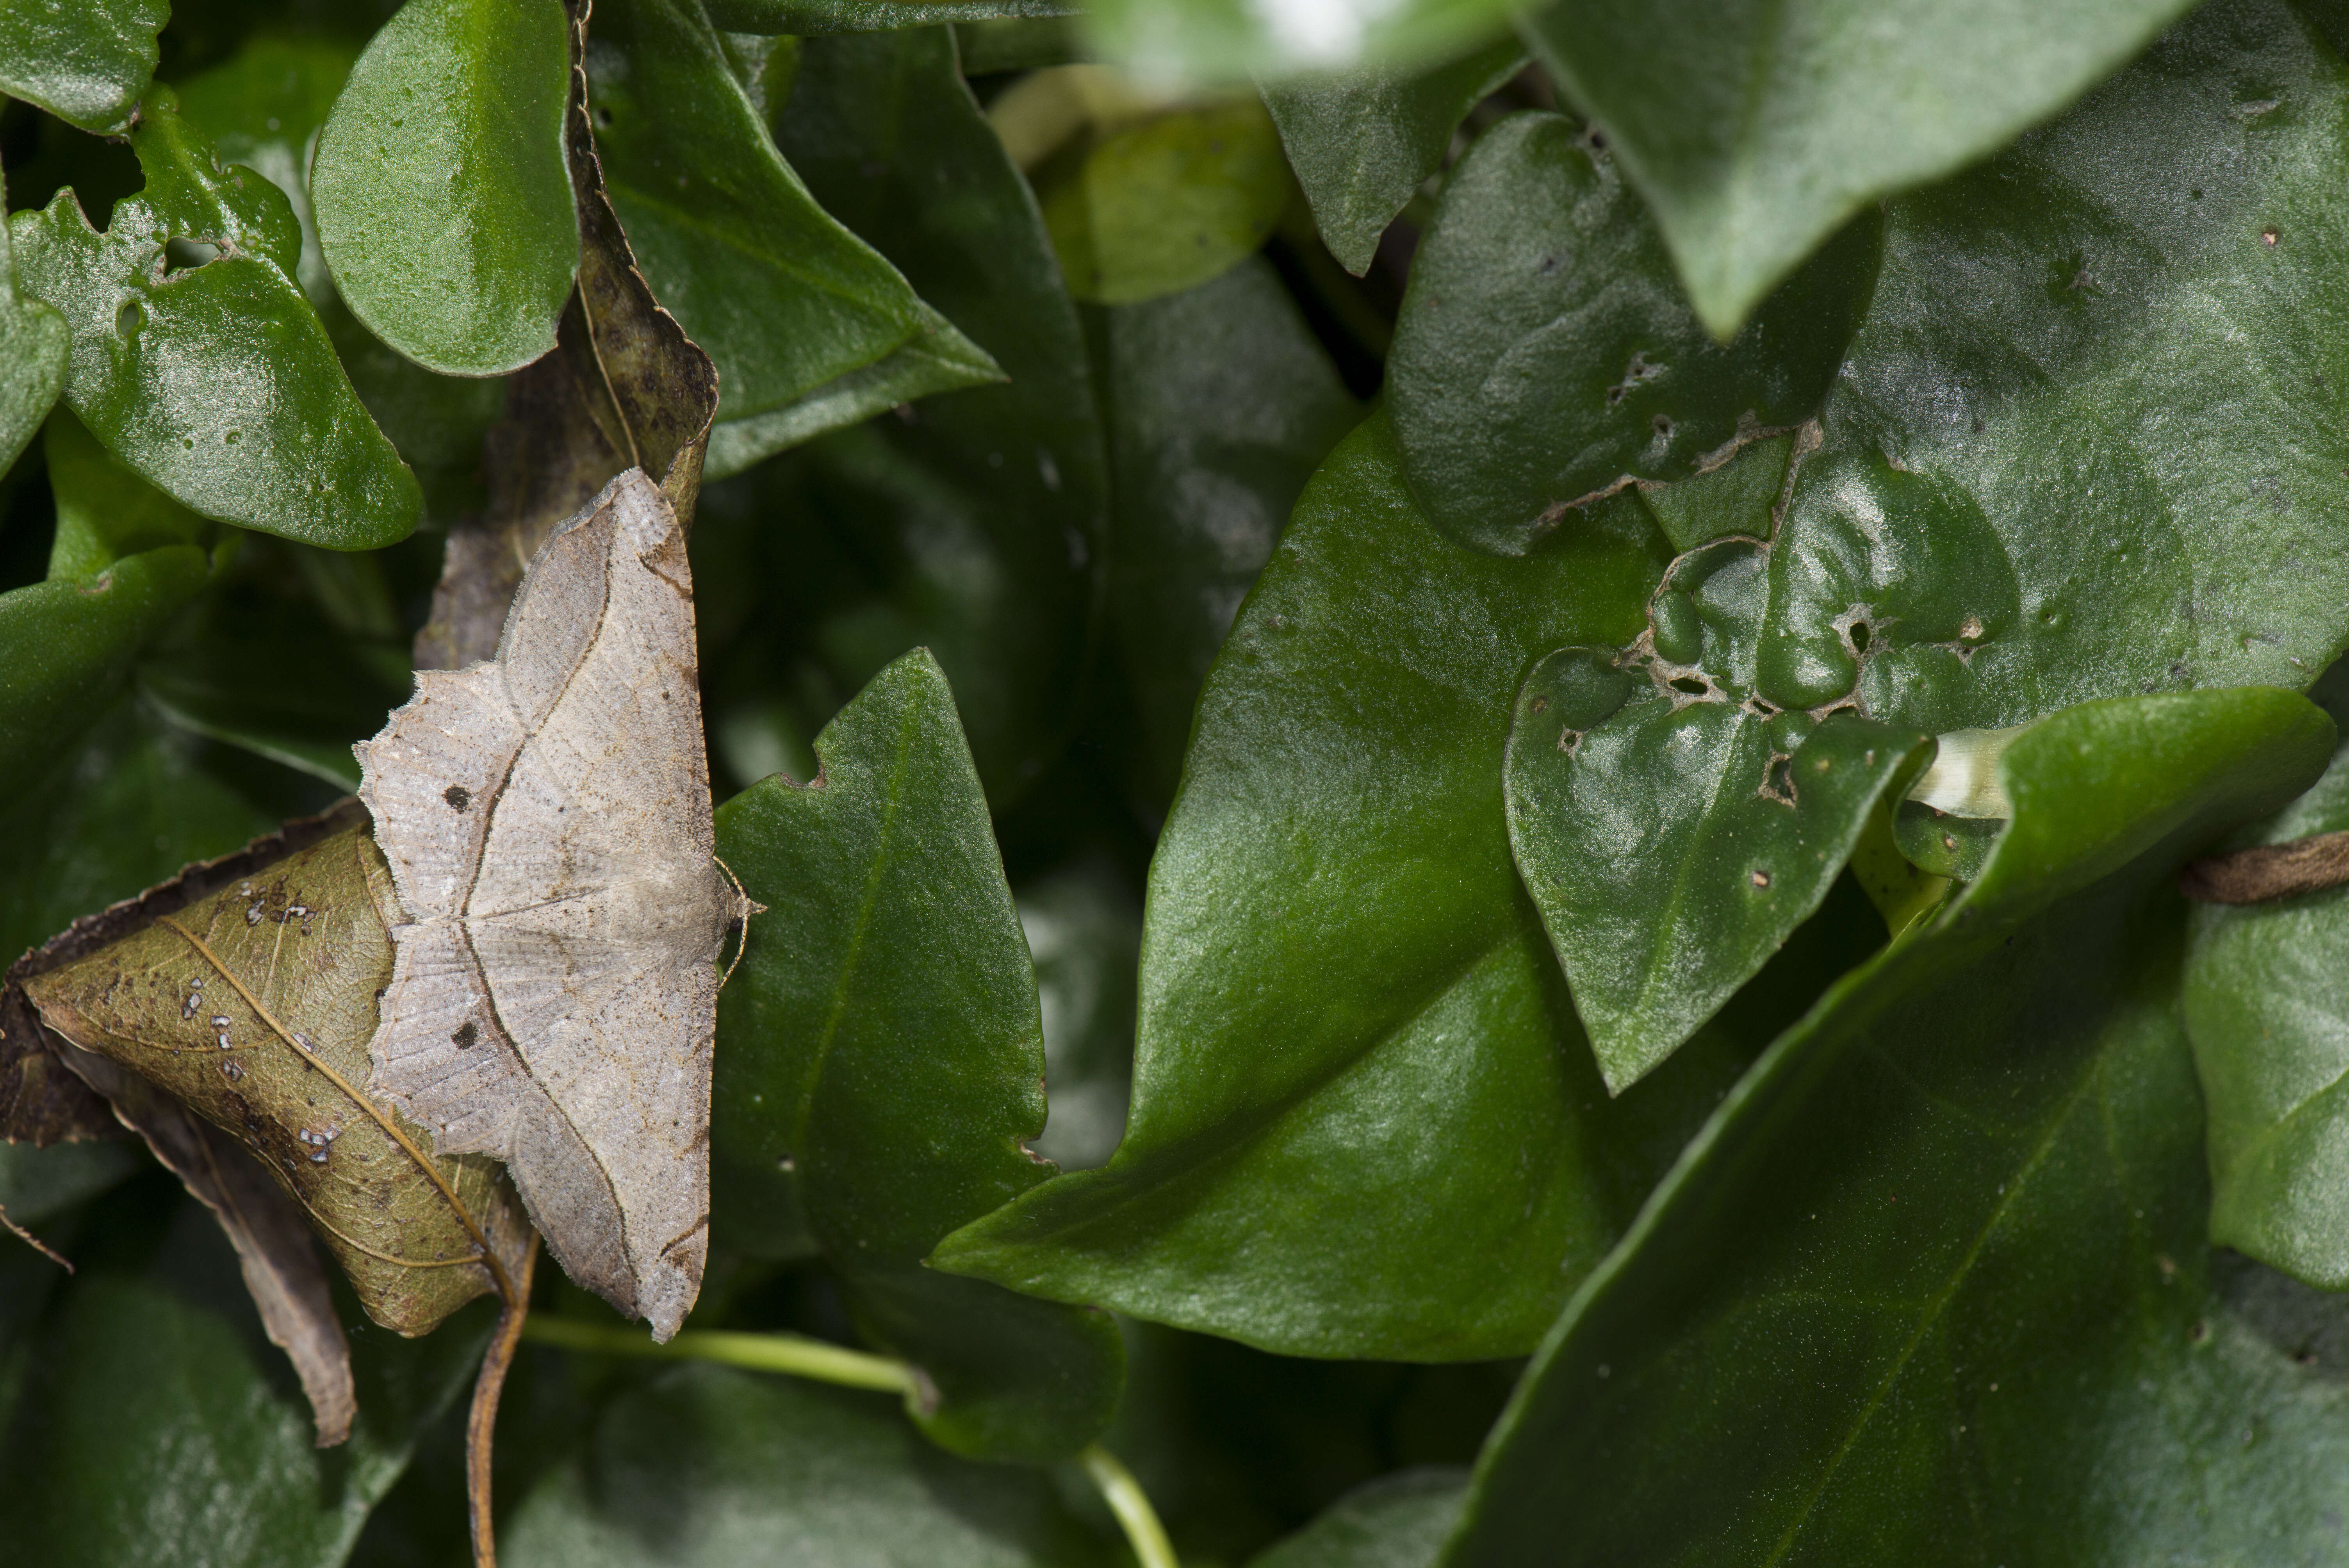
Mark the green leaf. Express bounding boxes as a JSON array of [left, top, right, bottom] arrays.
[[0, 0, 164, 134], [720, 23, 1107, 804], [2183, 661, 2349, 1287], [0, 547, 212, 808], [173, 32, 507, 524], [1091, 256, 1357, 813], [10, 88, 422, 548], [1442, 688, 2335, 1568], [43, 404, 211, 580], [502, 1365, 1110, 1568], [1020, 860, 1142, 1173], [1250, 1471, 1467, 1568], [0, 1139, 141, 1229], [1075, 0, 1515, 87], [135, 582, 410, 790], [1778, 0, 2349, 722], [1505, 560, 1934, 1085], [932, 413, 1872, 1359], [0, 702, 329, 976], [1499, 0, 2349, 1080], [1386, 111, 1877, 557], [1517, 0, 2196, 339], [1262, 38, 1524, 276], [311, 0, 577, 376], [0, 1175, 490, 1567], [0, 151, 67, 478], [590, 0, 998, 474], [708, 0, 1079, 33], [1040, 98, 1291, 305], [713, 651, 1121, 1460]]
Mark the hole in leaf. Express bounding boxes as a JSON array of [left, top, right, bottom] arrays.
[[114, 298, 144, 338], [1652, 414, 1675, 440], [163, 237, 221, 276], [1669, 675, 1709, 695], [1850, 620, 1871, 654]]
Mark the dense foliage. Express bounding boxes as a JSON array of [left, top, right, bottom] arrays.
[[8, 0, 2349, 1563]]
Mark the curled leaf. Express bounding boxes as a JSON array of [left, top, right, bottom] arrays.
[[19, 804, 534, 1342]]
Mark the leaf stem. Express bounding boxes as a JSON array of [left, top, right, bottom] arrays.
[[520, 1315, 920, 1395], [469, 1232, 540, 1568], [1081, 1445, 1178, 1568]]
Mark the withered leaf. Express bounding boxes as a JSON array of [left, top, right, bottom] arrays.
[[359, 468, 747, 1342], [413, 0, 718, 675], [21, 807, 535, 1348]]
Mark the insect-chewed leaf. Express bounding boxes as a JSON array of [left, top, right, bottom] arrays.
[[21, 810, 533, 1337]]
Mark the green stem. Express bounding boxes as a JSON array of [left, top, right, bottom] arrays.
[[520, 1316, 919, 1395], [1081, 1445, 1178, 1568]]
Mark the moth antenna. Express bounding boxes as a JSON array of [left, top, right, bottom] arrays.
[[712, 855, 763, 992]]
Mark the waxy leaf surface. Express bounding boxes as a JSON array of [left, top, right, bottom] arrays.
[[1075, 0, 1516, 87], [1091, 257, 1356, 812], [1262, 38, 1524, 276], [0, 0, 164, 132], [714, 651, 1121, 1460], [1518, 0, 2196, 336], [590, 0, 996, 477], [1249, 1471, 1467, 1568], [1444, 688, 2338, 1567], [311, 0, 577, 376], [707, 0, 1078, 31], [934, 414, 1865, 1358], [11, 89, 421, 548], [1508, 0, 2349, 1083], [2183, 661, 2349, 1286], [0, 153, 66, 476], [1387, 111, 1876, 556]]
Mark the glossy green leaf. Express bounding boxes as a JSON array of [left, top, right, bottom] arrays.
[[0, 151, 67, 478], [709, 0, 1078, 32], [1251, 1471, 1467, 1568], [591, 0, 998, 477], [1505, 540, 1934, 1085], [1386, 111, 1877, 556], [1504, 0, 2349, 1081], [715, 23, 1106, 804], [0, 0, 164, 134], [1021, 860, 1142, 1173], [173, 33, 507, 524], [2183, 661, 2349, 1287], [1262, 38, 1524, 276], [10, 88, 422, 548], [1776, 0, 2349, 727], [0, 1174, 490, 1568], [713, 651, 1121, 1460], [934, 413, 1871, 1359], [42, 405, 210, 580], [1075, 0, 1515, 87], [1041, 98, 1290, 305], [1518, 0, 2195, 338], [503, 1365, 1110, 1568], [1091, 256, 1356, 812], [1443, 687, 2335, 1568], [311, 0, 577, 376], [0, 547, 211, 807]]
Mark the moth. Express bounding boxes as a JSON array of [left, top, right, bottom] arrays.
[[356, 467, 752, 1340]]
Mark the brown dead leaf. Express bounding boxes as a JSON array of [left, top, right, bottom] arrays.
[[19, 805, 535, 1346], [0, 982, 120, 1146], [413, 0, 718, 674]]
